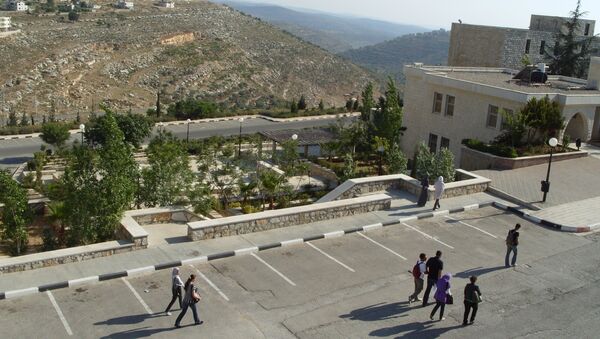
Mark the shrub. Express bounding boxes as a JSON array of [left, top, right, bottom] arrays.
[[463, 139, 518, 158]]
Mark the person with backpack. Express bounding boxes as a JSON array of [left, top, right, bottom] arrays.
[[175, 274, 203, 328], [430, 273, 452, 321], [164, 267, 184, 316], [422, 250, 444, 307], [409, 253, 427, 304], [505, 223, 521, 267], [463, 275, 482, 325]]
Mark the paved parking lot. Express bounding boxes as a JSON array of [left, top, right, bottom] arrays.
[[1, 207, 597, 338]]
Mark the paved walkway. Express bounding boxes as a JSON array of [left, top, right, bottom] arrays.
[[531, 196, 600, 228], [0, 192, 511, 293], [475, 156, 600, 208]]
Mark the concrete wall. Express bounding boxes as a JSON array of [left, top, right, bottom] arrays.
[[187, 194, 392, 241], [460, 145, 589, 171]]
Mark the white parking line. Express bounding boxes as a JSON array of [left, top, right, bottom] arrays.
[[47, 291, 73, 336], [306, 242, 355, 272], [250, 253, 297, 286], [356, 232, 407, 260], [401, 223, 455, 249], [444, 215, 498, 238], [121, 278, 153, 315], [190, 265, 230, 302]]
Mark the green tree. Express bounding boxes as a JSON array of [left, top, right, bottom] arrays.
[[414, 142, 435, 181], [360, 82, 376, 121], [433, 148, 456, 183], [544, 0, 594, 77], [374, 78, 404, 145], [318, 99, 325, 111], [40, 122, 70, 149], [188, 183, 214, 215], [19, 114, 29, 127], [62, 112, 137, 244], [340, 153, 356, 181], [277, 139, 300, 176], [68, 10, 79, 22], [7, 109, 18, 127], [298, 95, 307, 110], [141, 135, 193, 207], [495, 109, 528, 147], [86, 111, 153, 148], [0, 170, 29, 256], [290, 99, 299, 114], [386, 143, 408, 174], [238, 178, 258, 204], [521, 96, 565, 144], [345, 99, 354, 112], [258, 170, 286, 210]]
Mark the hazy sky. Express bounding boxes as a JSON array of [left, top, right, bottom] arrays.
[[239, 0, 600, 29]]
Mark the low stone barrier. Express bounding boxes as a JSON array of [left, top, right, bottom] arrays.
[[187, 193, 392, 241], [304, 160, 338, 187], [0, 241, 134, 274], [460, 146, 588, 171], [318, 170, 491, 202], [257, 160, 285, 176]]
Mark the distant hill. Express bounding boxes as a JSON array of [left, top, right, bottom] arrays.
[[341, 29, 450, 83], [0, 1, 376, 121], [218, 1, 430, 53]]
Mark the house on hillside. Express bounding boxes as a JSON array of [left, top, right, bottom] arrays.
[[5, 0, 29, 11], [159, 0, 174, 8], [0, 17, 10, 31], [114, 0, 133, 9], [401, 58, 600, 166]]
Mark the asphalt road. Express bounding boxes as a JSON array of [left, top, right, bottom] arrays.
[[0, 117, 346, 166], [1, 207, 597, 338]]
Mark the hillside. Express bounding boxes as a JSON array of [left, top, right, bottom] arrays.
[[218, 1, 430, 53], [341, 29, 450, 83], [0, 1, 375, 122]]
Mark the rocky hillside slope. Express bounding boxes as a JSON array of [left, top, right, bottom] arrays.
[[0, 1, 374, 121]]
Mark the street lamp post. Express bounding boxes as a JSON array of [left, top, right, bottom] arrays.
[[186, 119, 191, 143], [238, 117, 244, 159], [377, 145, 385, 176], [541, 137, 558, 202], [79, 123, 85, 144]]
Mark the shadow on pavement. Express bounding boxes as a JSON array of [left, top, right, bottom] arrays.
[[101, 326, 175, 339], [0, 156, 32, 165], [94, 313, 158, 326], [370, 322, 463, 338], [164, 236, 190, 245], [455, 266, 506, 278], [340, 301, 411, 322]]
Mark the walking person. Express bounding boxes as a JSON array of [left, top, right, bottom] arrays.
[[505, 223, 521, 267], [433, 176, 445, 210], [463, 275, 482, 326], [422, 250, 444, 307], [175, 274, 203, 328], [409, 253, 427, 304], [430, 273, 452, 321], [164, 267, 184, 316], [417, 175, 429, 207]]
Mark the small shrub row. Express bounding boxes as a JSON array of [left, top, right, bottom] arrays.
[[462, 139, 518, 158]]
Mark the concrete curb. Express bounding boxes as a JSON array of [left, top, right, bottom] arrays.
[[0, 199, 577, 300], [491, 202, 593, 233]]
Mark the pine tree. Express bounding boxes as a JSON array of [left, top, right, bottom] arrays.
[[290, 99, 298, 114], [298, 95, 307, 110], [544, 0, 594, 78], [318, 99, 325, 111], [360, 83, 376, 121]]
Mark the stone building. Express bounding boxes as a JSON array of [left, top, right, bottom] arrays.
[[400, 57, 600, 166], [448, 15, 599, 70], [0, 17, 10, 31]]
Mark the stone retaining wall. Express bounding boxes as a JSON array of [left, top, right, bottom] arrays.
[[460, 146, 588, 171], [304, 160, 338, 187], [187, 194, 392, 241]]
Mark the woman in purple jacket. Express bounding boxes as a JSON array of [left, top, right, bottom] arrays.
[[430, 273, 452, 321]]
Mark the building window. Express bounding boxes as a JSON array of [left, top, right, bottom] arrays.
[[432, 92, 443, 113], [486, 105, 499, 128], [500, 108, 513, 130], [585, 23, 591, 36], [539, 40, 545, 55], [440, 137, 450, 150], [428, 133, 438, 153], [525, 39, 531, 54], [444, 95, 455, 116]]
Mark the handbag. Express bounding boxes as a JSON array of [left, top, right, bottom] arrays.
[[446, 293, 454, 305]]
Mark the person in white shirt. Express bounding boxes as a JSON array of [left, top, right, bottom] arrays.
[[164, 267, 184, 315], [409, 253, 427, 304]]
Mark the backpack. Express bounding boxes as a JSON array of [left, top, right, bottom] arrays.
[[505, 230, 515, 246], [412, 261, 422, 279]]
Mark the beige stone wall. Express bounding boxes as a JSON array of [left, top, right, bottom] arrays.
[[160, 32, 195, 45], [448, 23, 506, 67]]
